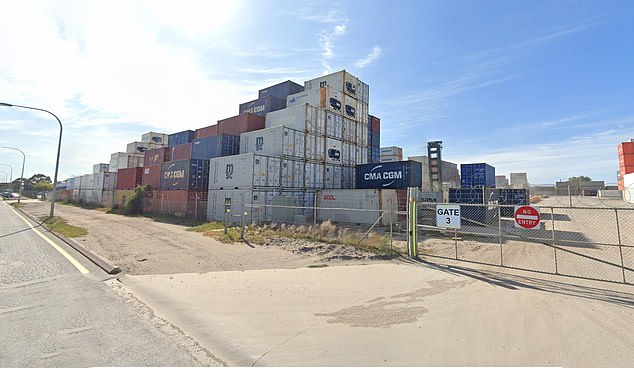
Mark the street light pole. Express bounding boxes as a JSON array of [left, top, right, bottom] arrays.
[[0, 146, 25, 204], [0, 163, 13, 183], [0, 102, 62, 217]]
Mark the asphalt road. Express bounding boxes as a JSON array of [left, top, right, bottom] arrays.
[[0, 200, 202, 367]]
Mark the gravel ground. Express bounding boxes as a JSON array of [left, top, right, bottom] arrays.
[[22, 201, 395, 275]]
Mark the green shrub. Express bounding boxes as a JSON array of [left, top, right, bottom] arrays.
[[124, 185, 148, 215]]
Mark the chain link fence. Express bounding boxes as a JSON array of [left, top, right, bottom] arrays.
[[415, 199, 634, 285]]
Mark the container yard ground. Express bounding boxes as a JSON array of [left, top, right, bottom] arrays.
[[20, 201, 397, 275]]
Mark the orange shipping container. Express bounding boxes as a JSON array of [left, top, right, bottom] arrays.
[[217, 113, 265, 136]]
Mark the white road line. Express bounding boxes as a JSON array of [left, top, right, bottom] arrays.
[[10, 207, 89, 274], [516, 214, 539, 221]]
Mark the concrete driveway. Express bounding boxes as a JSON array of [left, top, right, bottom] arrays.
[[121, 262, 634, 367]]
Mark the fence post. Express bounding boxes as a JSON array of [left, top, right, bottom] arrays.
[[224, 209, 229, 234], [313, 190, 318, 226], [389, 205, 393, 251], [406, 187, 418, 258], [551, 207, 558, 274], [498, 205, 503, 266], [241, 211, 246, 240], [194, 192, 198, 220], [615, 209, 626, 283]]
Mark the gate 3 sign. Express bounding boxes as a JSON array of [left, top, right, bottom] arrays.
[[436, 204, 461, 229], [514, 205, 541, 229]]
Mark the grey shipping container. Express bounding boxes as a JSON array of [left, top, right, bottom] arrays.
[[160, 159, 209, 190], [258, 80, 304, 100], [356, 161, 422, 189], [240, 126, 305, 158], [239, 95, 286, 117], [265, 103, 326, 136], [316, 189, 397, 225], [209, 153, 281, 189]]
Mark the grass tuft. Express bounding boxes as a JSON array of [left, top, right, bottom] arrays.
[[40, 216, 88, 238]]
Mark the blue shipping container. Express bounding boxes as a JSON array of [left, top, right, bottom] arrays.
[[258, 80, 304, 100], [460, 163, 496, 188], [191, 134, 239, 160], [239, 95, 286, 117], [160, 159, 209, 190], [356, 161, 422, 189], [371, 130, 380, 147], [449, 188, 485, 204], [168, 130, 195, 147]]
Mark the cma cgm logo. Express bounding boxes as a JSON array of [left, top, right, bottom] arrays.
[[163, 165, 185, 179], [225, 164, 234, 180], [246, 105, 265, 113], [364, 165, 402, 187]]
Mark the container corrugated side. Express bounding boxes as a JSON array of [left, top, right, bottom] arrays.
[[168, 130, 195, 147], [265, 103, 326, 136], [116, 167, 143, 190], [93, 163, 109, 174], [460, 163, 496, 188], [194, 125, 218, 139], [208, 153, 280, 190], [258, 80, 304, 100], [142, 132, 168, 144], [304, 70, 359, 99], [343, 95, 359, 121], [325, 137, 344, 165], [143, 147, 171, 167], [191, 134, 239, 160], [286, 86, 343, 115], [316, 189, 397, 225], [142, 166, 161, 189], [305, 133, 325, 162], [342, 118, 356, 143], [240, 126, 305, 158], [356, 161, 422, 189], [171, 143, 192, 161], [160, 159, 209, 191], [218, 113, 266, 136], [325, 111, 344, 139], [239, 95, 286, 117]]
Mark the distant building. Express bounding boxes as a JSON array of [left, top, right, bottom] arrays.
[[510, 172, 529, 189], [495, 175, 509, 188], [555, 180, 605, 196], [380, 146, 403, 162], [408, 155, 460, 191]]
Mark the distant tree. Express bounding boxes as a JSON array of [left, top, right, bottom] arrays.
[[568, 176, 592, 182], [28, 174, 52, 185], [32, 182, 54, 192]]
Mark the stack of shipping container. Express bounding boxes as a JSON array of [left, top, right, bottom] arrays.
[[618, 139, 634, 191], [207, 70, 371, 223], [368, 115, 380, 163], [380, 146, 403, 162]]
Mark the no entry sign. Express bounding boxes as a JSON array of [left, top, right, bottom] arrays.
[[514, 206, 540, 229]]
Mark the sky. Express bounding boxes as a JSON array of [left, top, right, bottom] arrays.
[[1, 0, 633, 185]]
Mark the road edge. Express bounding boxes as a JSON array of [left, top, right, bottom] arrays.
[[14, 205, 121, 275]]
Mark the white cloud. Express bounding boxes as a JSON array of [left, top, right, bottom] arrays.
[[354, 46, 383, 68]]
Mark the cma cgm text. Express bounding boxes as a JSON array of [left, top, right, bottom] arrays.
[[364, 171, 403, 180]]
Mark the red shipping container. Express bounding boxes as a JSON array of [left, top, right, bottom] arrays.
[[620, 164, 634, 175], [171, 142, 192, 161], [618, 142, 634, 155], [217, 113, 265, 136], [369, 115, 380, 132], [195, 124, 218, 139], [141, 166, 162, 189], [143, 147, 171, 167], [116, 167, 143, 190], [618, 153, 634, 165], [148, 190, 207, 219]]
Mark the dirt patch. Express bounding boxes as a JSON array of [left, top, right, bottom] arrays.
[[22, 202, 394, 275]]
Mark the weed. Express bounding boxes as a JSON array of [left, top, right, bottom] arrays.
[[40, 216, 88, 238]]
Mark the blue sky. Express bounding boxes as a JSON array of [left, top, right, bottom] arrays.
[[1, 0, 633, 185]]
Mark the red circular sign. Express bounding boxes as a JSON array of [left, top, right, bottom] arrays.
[[514, 206, 540, 229]]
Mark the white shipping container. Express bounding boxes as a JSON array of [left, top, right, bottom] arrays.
[[597, 190, 622, 199], [342, 166, 355, 189], [356, 123, 368, 147], [304, 70, 360, 99], [305, 161, 324, 189], [358, 100, 369, 125], [142, 132, 168, 144], [109, 152, 144, 172], [355, 145, 369, 165], [93, 163, 109, 174], [325, 137, 344, 165], [380, 146, 403, 155], [325, 111, 344, 139], [265, 103, 326, 135], [358, 80, 370, 104], [126, 141, 165, 154], [343, 95, 359, 122], [281, 158, 304, 188], [79, 174, 93, 190], [207, 189, 315, 224], [240, 126, 305, 158], [624, 173, 634, 204], [316, 189, 397, 226], [287, 86, 343, 115], [209, 153, 281, 189], [305, 133, 326, 162], [342, 118, 356, 143], [324, 164, 343, 189], [341, 141, 355, 166]]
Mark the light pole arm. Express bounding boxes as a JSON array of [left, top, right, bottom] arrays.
[[0, 103, 62, 215]]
